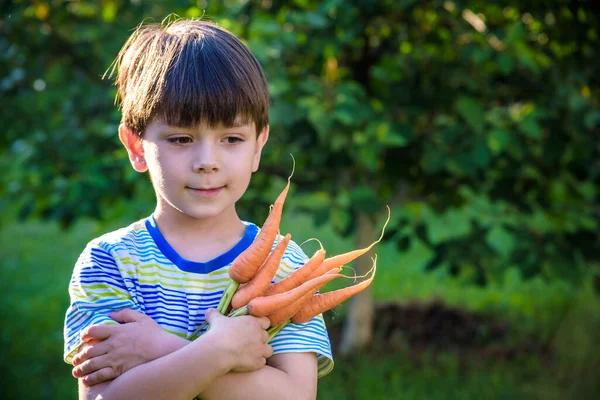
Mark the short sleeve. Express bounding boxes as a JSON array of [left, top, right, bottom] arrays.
[[270, 315, 334, 378], [269, 239, 334, 378], [63, 243, 140, 364]]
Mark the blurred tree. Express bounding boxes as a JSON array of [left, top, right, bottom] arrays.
[[224, 0, 599, 353]]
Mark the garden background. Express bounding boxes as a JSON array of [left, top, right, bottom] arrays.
[[1, 0, 599, 399]]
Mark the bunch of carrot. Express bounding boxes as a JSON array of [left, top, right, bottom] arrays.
[[192, 164, 389, 342]]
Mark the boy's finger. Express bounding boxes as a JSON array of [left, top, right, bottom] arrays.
[[73, 353, 110, 379], [109, 308, 143, 323], [264, 344, 274, 359], [72, 341, 109, 367], [204, 308, 220, 324], [258, 316, 270, 330], [80, 324, 115, 342], [81, 366, 117, 387], [261, 330, 270, 344]]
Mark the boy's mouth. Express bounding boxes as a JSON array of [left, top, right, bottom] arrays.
[[188, 186, 224, 197]]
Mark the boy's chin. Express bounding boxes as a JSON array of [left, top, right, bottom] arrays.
[[176, 205, 233, 221]]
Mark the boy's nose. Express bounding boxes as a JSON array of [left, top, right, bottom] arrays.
[[192, 144, 219, 173], [194, 160, 219, 173]]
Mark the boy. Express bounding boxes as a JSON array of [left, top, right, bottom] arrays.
[[63, 18, 333, 400]]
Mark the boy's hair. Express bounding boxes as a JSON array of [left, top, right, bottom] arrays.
[[109, 18, 269, 136]]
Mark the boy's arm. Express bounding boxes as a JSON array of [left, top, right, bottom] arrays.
[[74, 310, 319, 400], [199, 352, 317, 400], [75, 324, 318, 400], [80, 352, 317, 400], [79, 329, 230, 400], [78, 310, 273, 400]]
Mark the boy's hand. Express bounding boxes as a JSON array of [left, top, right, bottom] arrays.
[[72, 309, 167, 386], [204, 308, 273, 373]]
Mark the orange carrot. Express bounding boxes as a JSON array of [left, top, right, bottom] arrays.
[[264, 248, 326, 296], [307, 207, 390, 280], [229, 162, 295, 284], [231, 234, 291, 310], [291, 259, 377, 324], [247, 272, 343, 318], [267, 291, 314, 327], [266, 267, 340, 327]]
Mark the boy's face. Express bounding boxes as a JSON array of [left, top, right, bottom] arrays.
[[119, 118, 268, 222]]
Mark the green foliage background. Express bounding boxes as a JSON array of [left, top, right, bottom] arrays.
[[1, 0, 599, 399]]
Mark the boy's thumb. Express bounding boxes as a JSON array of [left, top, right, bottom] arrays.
[[110, 308, 143, 323], [205, 308, 221, 324]]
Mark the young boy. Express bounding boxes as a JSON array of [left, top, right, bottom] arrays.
[[63, 18, 333, 400]]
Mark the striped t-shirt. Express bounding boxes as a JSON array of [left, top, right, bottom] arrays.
[[63, 216, 334, 378]]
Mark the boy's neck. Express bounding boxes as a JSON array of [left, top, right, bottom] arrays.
[[152, 206, 247, 263]]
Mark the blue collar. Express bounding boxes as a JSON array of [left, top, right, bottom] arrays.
[[145, 216, 259, 274]]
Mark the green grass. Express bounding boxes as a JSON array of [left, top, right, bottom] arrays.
[[1, 213, 597, 399], [318, 350, 542, 400], [0, 218, 94, 399]]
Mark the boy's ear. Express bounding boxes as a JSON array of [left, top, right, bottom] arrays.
[[252, 125, 270, 173], [118, 124, 147, 173]]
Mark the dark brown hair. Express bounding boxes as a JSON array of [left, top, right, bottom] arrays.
[[108, 18, 269, 136]]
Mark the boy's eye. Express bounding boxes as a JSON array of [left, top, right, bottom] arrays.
[[168, 136, 192, 145], [225, 136, 243, 144]]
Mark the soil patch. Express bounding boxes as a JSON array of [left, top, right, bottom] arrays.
[[325, 299, 550, 362]]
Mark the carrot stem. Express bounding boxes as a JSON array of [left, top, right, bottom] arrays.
[[217, 280, 240, 314], [190, 321, 209, 340], [267, 321, 290, 342], [228, 305, 249, 318]]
